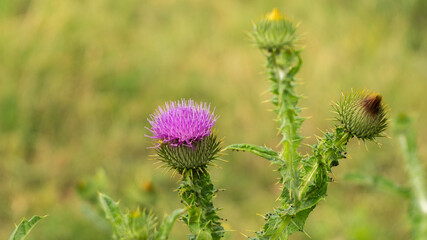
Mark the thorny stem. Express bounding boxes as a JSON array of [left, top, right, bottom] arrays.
[[268, 50, 303, 203], [178, 171, 224, 240], [299, 129, 350, 205]]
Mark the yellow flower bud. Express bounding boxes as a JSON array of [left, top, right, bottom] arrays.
[[266, 8, 285, 21], [252, 9, 298, 51]]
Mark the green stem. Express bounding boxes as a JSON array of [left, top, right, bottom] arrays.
[[268, 51, 303, 203], [178, 171, 224, 240], [298, 128, 350, 202], [396, 117, 427, 239], [399, 135, 427, 213], [270, 216, 292, 240]]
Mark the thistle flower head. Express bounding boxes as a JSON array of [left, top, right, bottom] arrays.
[[147, 99, 221, 174], [334, 90, 389, 140], [148, 99, 217, 147], [251, 8, 298, 51]]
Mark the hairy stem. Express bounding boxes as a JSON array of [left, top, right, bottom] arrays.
[[267, 50, 303, 203], [178, 171, 224, 240]]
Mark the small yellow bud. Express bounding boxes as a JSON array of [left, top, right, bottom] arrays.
[[266, 8, 284, 21], [252, 8, 297, 50]]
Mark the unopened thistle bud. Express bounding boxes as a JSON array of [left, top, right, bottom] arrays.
[[334, 90, 389, 140], [147, 99, 222, 173], [251, 8, 298, 51]]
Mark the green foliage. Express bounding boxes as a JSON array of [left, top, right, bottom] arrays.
[[9, 215, 45, 240], [345, 115, 427, 239], [98, 193, 184, 240], [157, 209, 187, 240], [77, 168, 109, 205], [224, 144, 283, 165], [226, 8, 389, 239], [394, 115, 427, 240], [344, 172, 410, 198], [1, 1, 424, 239], [178, 171, 224, 240]]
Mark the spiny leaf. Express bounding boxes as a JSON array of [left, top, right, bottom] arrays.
[[99, 193, 161, 239], [9, 215, 46, 240], [98, 193, 129, 238], [225, 144, 283, 165]]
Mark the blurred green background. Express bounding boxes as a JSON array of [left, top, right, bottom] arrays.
[[1, 0, 426, 239]]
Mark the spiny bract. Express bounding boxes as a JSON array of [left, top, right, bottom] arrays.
[[156, 134, 221, 174], [334, 90, 389, 140], [251, 8, 299, 51]]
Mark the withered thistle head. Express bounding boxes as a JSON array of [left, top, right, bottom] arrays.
[[147, 99, 222, 174], [334, 90, 389, 140], [251, 8, 299, 51]]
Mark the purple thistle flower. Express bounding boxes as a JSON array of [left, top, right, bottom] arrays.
[[147, 99, 217, 147]]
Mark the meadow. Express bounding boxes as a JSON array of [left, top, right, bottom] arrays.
[[1, 0, 426, 239]]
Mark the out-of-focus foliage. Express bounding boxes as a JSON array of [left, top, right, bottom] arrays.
[[395, 115, 427, 239], [8, 216, 45, 240], [0, 0, 426, 239], [98, 193, 184, 240], [345, 115, 427, 240]]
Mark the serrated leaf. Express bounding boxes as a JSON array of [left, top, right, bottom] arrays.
[[9, 215, 45, 240], [285, 207, 313, 237], [99, 193, 161, 239], [225, 144, 283, 165], [257, 207, 313, 240], [98, 193, 129, 238], [157, 208, 185, 240]]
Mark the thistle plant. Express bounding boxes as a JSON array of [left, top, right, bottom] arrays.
[[147, 99, 224, 239], [7, 8, 393, 240], [225, 8, 389, 239]]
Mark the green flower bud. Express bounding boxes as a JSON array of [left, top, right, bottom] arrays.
[[334, 90, 389, 140], [155, 134, 222, 174], [251, 8, 299, 51]]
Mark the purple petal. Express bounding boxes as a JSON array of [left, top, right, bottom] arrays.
[[147, 99, 217, 147]]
